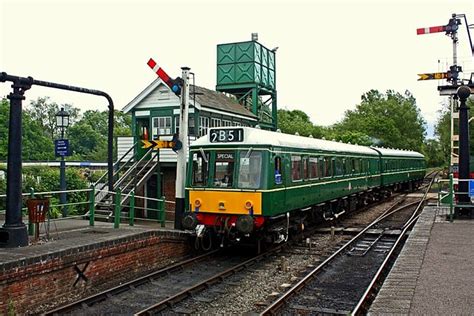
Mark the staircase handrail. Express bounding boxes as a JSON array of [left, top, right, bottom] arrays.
[[93, 140, 139, 191], [113, 147, 155, 190], [120, 153, 159, 204]]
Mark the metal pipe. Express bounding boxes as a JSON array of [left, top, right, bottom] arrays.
[[0, 72, 115, 194], [0, 71, 115, 247], [1, 78, 31, 247]]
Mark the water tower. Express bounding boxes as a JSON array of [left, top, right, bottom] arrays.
[[216, 34, 277, 130]]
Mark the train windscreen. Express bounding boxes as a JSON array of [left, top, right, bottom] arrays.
[[238, 151, 262, 189]]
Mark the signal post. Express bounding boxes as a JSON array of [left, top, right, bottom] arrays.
[[417, 13, 474, 215], [175, 67, 190, 230], [146, 59, 189, 229]]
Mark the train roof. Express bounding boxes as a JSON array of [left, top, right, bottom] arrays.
[[370, 147, 425, 158], [191, 127, 378, 156]]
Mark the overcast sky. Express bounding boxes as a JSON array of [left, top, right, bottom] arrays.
[[1, 0, 473, 138]]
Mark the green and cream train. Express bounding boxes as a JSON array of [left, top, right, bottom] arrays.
[[183, 127, 425, 244]]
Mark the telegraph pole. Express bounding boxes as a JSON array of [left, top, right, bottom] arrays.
[[175, 67, 190, 229]]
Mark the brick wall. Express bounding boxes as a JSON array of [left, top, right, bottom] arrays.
[[0, 231, 192, 314]]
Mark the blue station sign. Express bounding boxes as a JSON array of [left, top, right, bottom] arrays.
[[469, 180, 474, 198], [55, 139, 70, 157]]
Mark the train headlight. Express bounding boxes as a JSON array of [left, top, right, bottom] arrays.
[[218, 202, 226, 210], [245, 200, 253, 210], [194, 199, 202, 208]]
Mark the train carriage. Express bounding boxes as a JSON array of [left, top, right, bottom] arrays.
[[183, 127, 425, 244], [372, 147, 426, 190]]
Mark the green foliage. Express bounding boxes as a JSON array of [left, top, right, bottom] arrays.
[[10, 166, 90, 215], [1, 97, 131, 162], [422, 139, 445, 167], [435, 99, 474, 166], [335, 90, 426, 151], [68, 109, 131, 161], [68, 121, 108, 161], [277, 109, 325, 137], [333, 131, 373, 146], [7, 297, 15, 316], [434, 102, 451, 163], [0, 97, 55, 161], [27, 97, 79, 140]]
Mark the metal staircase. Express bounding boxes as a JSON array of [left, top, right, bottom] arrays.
[[85, 143, 159, 222]]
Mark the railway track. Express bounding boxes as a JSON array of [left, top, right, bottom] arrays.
[[45, 245, 288, 315], [259, 173, 436, 315], [46, 172, 438, 315]]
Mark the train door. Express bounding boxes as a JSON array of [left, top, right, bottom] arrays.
[[135, 117, 150, 160]]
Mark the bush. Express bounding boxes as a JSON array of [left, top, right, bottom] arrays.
[[21, 166, 89, 216]]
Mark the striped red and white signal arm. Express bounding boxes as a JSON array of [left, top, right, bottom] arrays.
[[416, 25, 446, 35], [147, 58, 175, 88]]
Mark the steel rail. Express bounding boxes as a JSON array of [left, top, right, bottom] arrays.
[[260, 173, 436, 315], [44, 250, 219, 315], [134, 244, 286, 315], [350, 172, 438, 315]]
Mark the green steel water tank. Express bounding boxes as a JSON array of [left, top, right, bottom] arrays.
[[217, 40, 276, 91]]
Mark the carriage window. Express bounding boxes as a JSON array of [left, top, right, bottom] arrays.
[[238, 151, 262, 189], [324, 157, 333, 177], [346, 159, 352, 175], [213, 151, 235, 188], [353, 159, 360, 174], [309, 157, 319, 179], [335, 158, 343, 176], [191, 151, 209, 186], [291, 156, 302, 181], [303, 157, 309, 179], [274, 156, 282, 185]]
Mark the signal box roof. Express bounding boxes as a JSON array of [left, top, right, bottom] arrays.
[[123, 78, 257, 119]]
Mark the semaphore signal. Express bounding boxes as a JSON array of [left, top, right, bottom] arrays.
[[416, 25, 446, 35], [147, 58, 182, 95]]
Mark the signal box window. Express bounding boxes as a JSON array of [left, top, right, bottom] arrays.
[[291, 156, 302, 181], [175, 116, 195, 136], [238, 151, 263, 189], [309, 157, 319, 179], [192, 151, 209, 186], [152, 116, 172, 138], [213, 151, 235, 188], [211, 118, 221, 128], [199, 117, 210, 136]]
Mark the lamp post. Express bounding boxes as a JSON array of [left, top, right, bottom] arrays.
[[56, 107, 70, 218]]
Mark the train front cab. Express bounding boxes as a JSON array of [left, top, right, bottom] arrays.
[[183, 146, 268, 235]]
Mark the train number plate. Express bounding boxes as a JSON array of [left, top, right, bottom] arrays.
[[209, 128, 244, 143]]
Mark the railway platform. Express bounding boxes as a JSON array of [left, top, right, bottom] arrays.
[[0, 218, 192, 314], [369, 205, 474, 314]]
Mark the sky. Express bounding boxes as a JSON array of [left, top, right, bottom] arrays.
[[1, 0, 473, 139]]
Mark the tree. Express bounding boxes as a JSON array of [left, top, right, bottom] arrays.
[[68, 109, 131, 161], [26, 97, 79, 141], [277, 109, 325, 138], [422, 139, 445, 167], [0, 98, 54, 161], [435, 98, 474, 165], [335, 90, 426, 151]]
